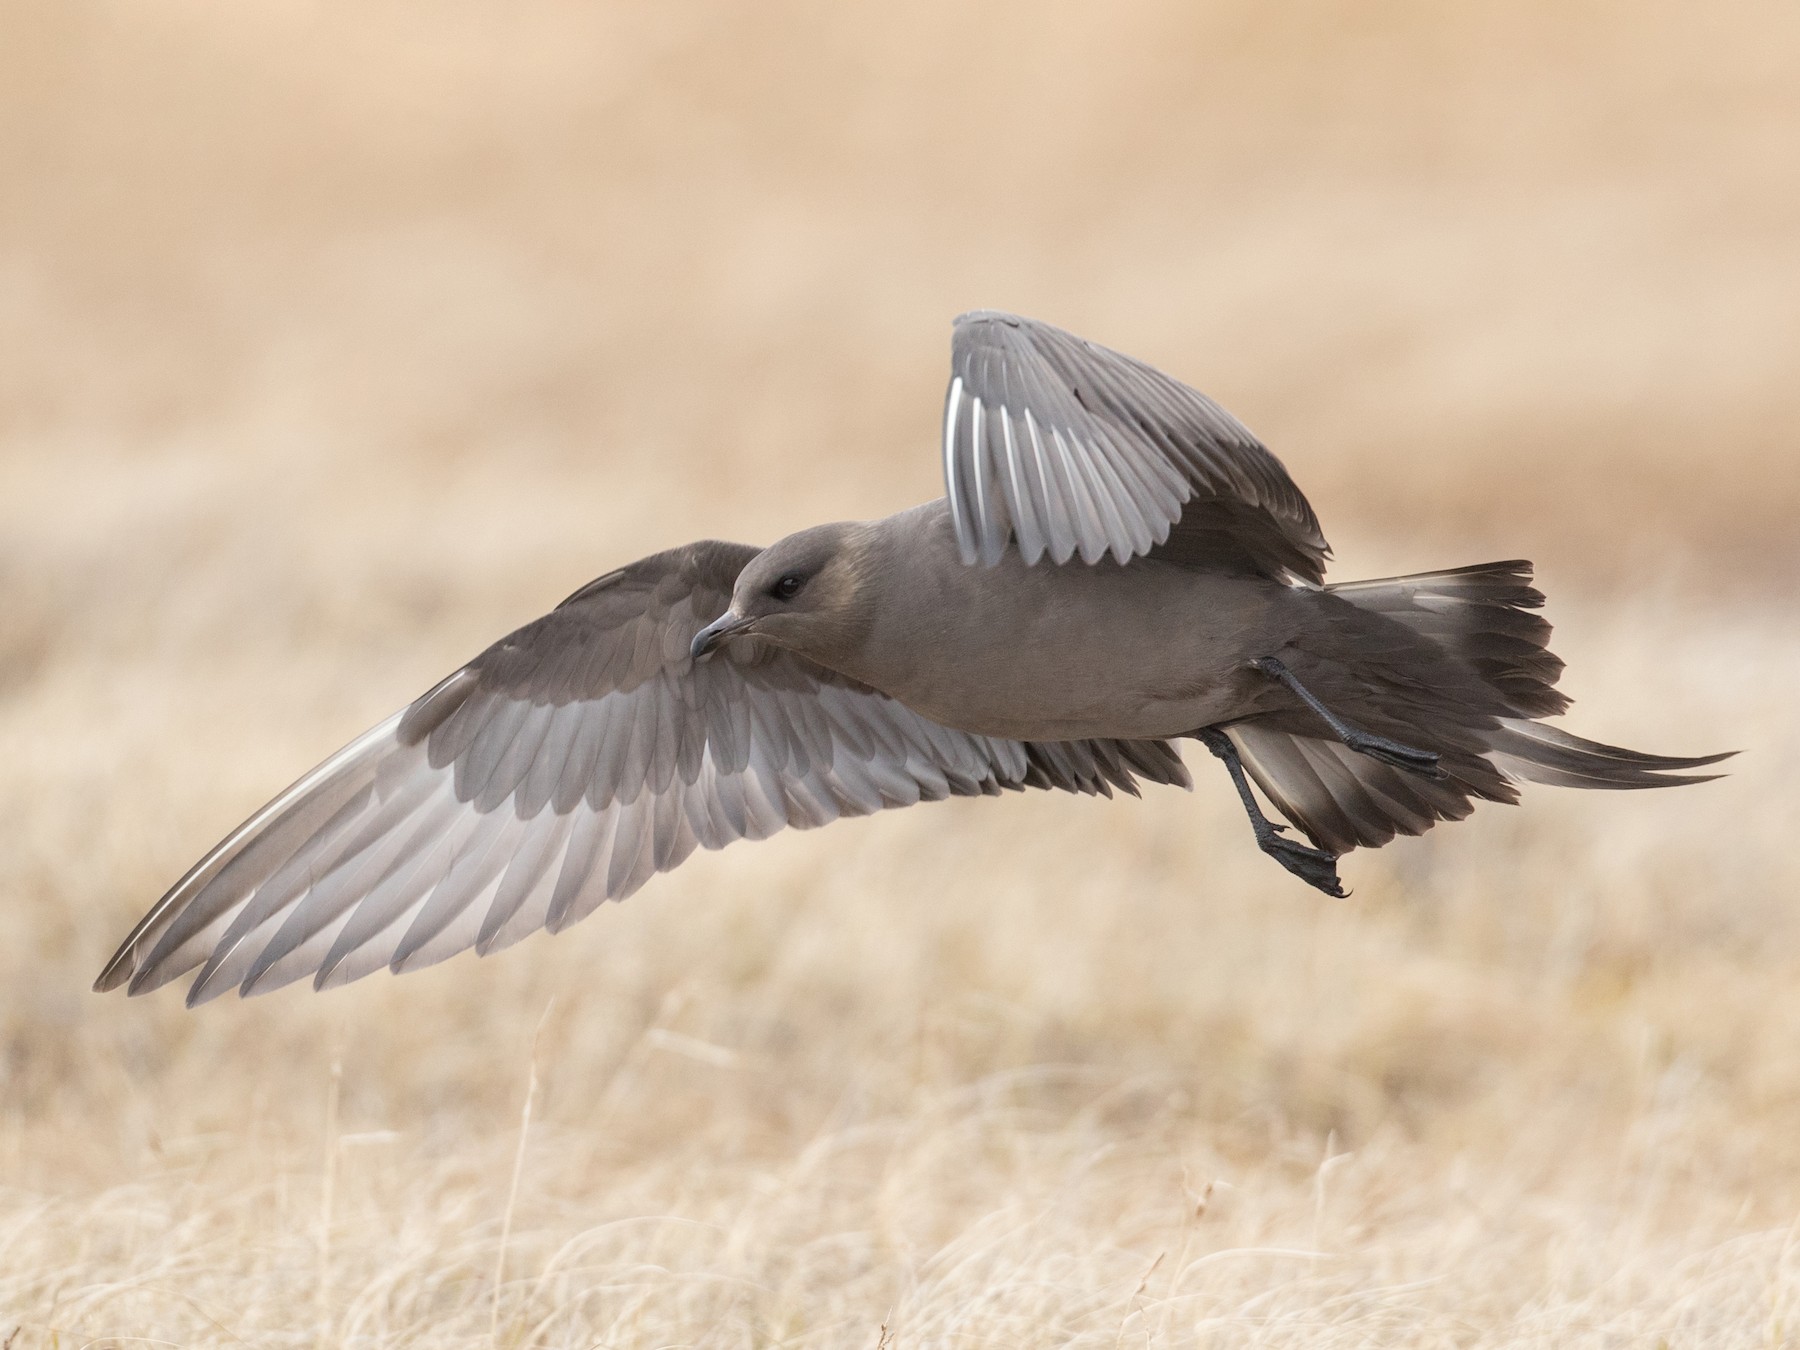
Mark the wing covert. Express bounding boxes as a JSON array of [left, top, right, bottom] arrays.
[[943, 311, 1330, 580]]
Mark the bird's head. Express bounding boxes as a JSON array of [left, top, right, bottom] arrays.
[[690, 522, 875, 665]]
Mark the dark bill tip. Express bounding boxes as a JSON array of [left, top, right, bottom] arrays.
[[690, 611, 752, 660]]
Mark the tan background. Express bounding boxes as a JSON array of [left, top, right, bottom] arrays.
[[2, 2, 1797, 1344]]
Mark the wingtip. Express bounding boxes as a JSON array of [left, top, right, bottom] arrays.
[[92, 963, 129, 995], [184, 970, 240, 1009]]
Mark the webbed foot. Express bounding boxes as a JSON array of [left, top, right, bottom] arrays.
[[1255, 822, 1347, 898]]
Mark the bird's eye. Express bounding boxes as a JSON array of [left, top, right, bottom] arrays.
[[769, 573, 805, 601]]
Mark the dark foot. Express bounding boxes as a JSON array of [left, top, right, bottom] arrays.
[[1250, 657, 1448, 781], [1196, 726, 1348, 898], [1255, 822, 1347, 898], [1336, 729, 1448, 778]]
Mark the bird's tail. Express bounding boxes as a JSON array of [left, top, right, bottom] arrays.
[[1225, 561, 1730, 855], [1481, 717, 1733, 791]]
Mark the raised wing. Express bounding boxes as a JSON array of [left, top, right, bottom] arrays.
[[943, 311, 1330, 580], [95, 540, 1189, 1005]]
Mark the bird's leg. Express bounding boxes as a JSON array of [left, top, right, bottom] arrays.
[[1195, 727, 1345, 898], [1251, 656, 1447, 779]]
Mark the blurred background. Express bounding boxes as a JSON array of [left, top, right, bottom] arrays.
[[2, 1, 1797, 1344]]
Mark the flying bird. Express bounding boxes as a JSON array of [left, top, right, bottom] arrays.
[[95, 312, 1728, 1005]]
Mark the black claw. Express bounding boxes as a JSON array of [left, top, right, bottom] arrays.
[[1259, 830, 1347, 898]]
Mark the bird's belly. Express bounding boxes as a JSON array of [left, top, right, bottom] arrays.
[[853, 564, 1289, 742], [894, 662, 1247, 742]]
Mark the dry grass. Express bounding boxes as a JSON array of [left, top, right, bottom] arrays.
[[3, 1, 1798, 1345]]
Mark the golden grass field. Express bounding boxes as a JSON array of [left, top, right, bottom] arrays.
[[4, 1, 1799, 1344]]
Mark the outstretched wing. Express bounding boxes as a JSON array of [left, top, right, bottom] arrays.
[[95, 540, 1189, 1005], [942, 311, 1330, 580]]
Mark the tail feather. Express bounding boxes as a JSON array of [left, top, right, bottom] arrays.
[[1223, 561, 1731, 856], [1488, 719, 1734, 790], [1327, 560, 1568, 718], [1229, 722, 1510, 855]]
